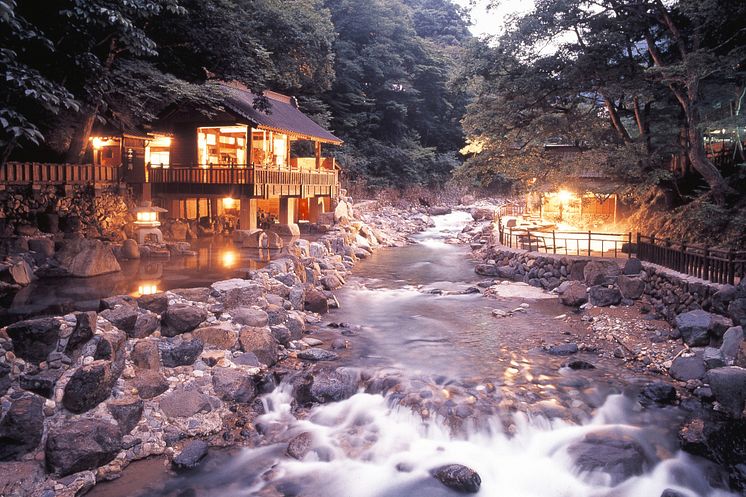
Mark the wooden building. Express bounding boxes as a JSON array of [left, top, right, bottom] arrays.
[[88, 81, 343, 231]]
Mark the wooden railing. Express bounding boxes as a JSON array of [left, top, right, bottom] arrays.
[[637, 234, 746, 285], [148, 164, 338, 187], [502, 228, 632, 258], [1, 162, 119, 185]]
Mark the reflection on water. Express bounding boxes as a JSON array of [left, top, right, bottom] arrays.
[[0, 235, 287, 323]]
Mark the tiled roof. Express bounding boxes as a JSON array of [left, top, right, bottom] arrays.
[[221, 83, 343, 144]]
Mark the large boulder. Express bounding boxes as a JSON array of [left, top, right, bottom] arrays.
[[617, 275, 645, 300], [132, 371, 169, 399], [706, 366, 746, 417], [292, 368, 359, 405], [107, 397, 144, 435], [583, 260, 621, 286], [161, 304, 208, 336], [159, 337, 204, 368], [53, 238, 122, 277], [68, 311, 96, 351], [120, 239, 140, 259], [729, 298, 746, 327], [210, 278, 265, 309], [431, 464, 481, 493], [675, 310, 713, 347], [239, 230, 283, 249], [137, 292, 169, 315], [211, 367, 257, 403], [5, 317, 60, 363], [0, 259, 33, 286], [721, 326, 744, 366], [62, 360, 119, 413], [100, 305, 139, 334], [238, 326, 278, 366], [45, 419, 122, 476], [158, 388, 218, 418], [588, 285, 622, 307], [669, 352, 706, 381], [304, 287, 329, 314], [567, 431, 649, 485], [231, 307, 269, 327], [559, 281, 588, 307], [172, 440, 209, 470], [130, 311, 160, 338], [192, 324, 238, 349], [0, 394, 45, 461], [470, 207, 493, 221], [623, 258, 643, 275], [131, 340, 161, 369]]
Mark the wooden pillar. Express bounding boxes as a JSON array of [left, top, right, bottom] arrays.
[[166, 198, 181, 219], [209, 198, 219, 218], [613, 194, 618, 224], [239, 197, 257, 231], [315, 141, 321, 170], [279, 197, 298, 225], [308, 197, 323, 223]]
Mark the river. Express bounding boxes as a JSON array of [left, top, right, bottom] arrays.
[[89, 211, 737, 497]]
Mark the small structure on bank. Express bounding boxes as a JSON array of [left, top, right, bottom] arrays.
[[525, 144, 620, 227]]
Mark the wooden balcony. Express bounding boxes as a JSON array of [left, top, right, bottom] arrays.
[[1, 162, 119, 187], [148, 163, 339, 198]]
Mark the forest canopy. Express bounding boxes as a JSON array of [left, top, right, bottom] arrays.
[[0, 0, 471, 187]]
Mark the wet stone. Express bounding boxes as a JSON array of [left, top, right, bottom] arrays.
[[161, 304, 209, 336], [100, 305, 139, 334], [297, 348, 338, 361], [547, 343, 579, 356], [107, 397, 144, 435], [286, 432, 313, 460], [172, 440, 209, 470], [159, 337, 204, 368], [639, 382, 677, 406], [0, 394, 45, 461], [6, 317, 60, 363], [430, 464, 481, 493]]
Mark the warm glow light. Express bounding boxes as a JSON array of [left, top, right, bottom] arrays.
[[91, 137, 104, 149], [221, 250, 238, 268], [138, 284, 159, 296], [557, 189, 573, 203], [135, 211, 159, 225], [222, 197, 236, 209]]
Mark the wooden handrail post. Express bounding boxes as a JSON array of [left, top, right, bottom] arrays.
[[703, 244, 710, 281], [552, 230, 556, 254], [587, 230, 591, 257], [727, 249, 735, 286]]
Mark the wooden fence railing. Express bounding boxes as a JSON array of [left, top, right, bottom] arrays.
[[148, 164, 338, 187], [636, 234, 746, 285], [1, 162, 119, 185], [501, 228, 632, 259]]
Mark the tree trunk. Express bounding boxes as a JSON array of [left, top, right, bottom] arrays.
[[603, 95, 631, 143], [686, 113, 728, 204], [64, 109, 98, 163]]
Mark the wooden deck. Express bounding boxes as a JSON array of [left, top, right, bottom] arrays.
[[147, 164, 339, 198]]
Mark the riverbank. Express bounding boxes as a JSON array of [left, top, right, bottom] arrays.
[[0, 198, 438, 497]]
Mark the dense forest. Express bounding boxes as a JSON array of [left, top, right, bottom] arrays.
[[0, 0, 471, 187]]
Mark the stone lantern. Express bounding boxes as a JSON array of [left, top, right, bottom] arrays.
[[133, 201, 167, 245]]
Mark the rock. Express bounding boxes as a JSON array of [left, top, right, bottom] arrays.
[[161, 304, 209, 336], [100, 295, 137, 310], [588, 285, 622, 307], [211, 278, 265, 309], [623, 258, 643, 275], [19, 369, 62, 398], [53, 238, 122, 277], [470, 207, 493, 221], [559, 281, 587, 307], [660, 490, 686, 497], [172, 440, 209, 470], [159, 337, 204, 368], [320, 274, 344, 291], [121, 239, 140, 259], [68, 311, 96, 351], [2, 260, 32, 286], [547, 343, 578, 356], [211, 367, 257, 403], [669, 352, 706, 382], [131, 340, 161, 369], [100, 305, 139, 334], [270, 325, 292, 346], [45, 419, 121, 476], [583, 260, 621, 286], [0, 394, 44, 461], [617, 275, 645, 300], [567, 431, 648, 485], [193, 325, 238, 349], [170, 287, 211, 303], [431, 464, 481, 493], [6, 317, 60, 363], [703, 347, 725, 370], [28, 237, 55, 257], [293, 368, 359, 405], [675, 310, 713, 347], [729, 298, 746, 327], [137, 292, 169, 315], [721, 326, 744, 366], [159, 388, 216, 418], [233, 352, 261, 367], [297, 348, 338, 361], [304, 287, 329, 314], [334, 201, 354, 222], [107, 397, 144, 434], [639, 382, 677, 406], [231, 307, 269, 327], [564, 360, 595, 370], [238, 326, 278, 366], [130, 311, 160, 338], [706, 366, 746, 417], [287, 432, 313, 460], [429, 206, 452, 216], [133, 371, 169, 399], [62, 360, 118, 413]]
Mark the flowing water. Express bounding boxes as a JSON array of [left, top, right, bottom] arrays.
[[90, 212, 737, 497]]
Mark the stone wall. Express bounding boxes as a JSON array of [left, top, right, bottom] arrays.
[[476, 246, 739, 324]]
